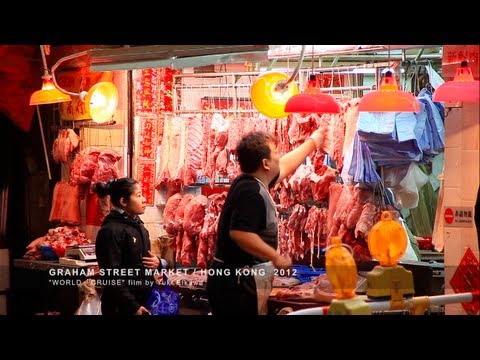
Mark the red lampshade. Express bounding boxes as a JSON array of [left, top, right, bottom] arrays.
[[284, 75, 340, 114], [358, 71, 420, 112], [433, 61, 480, 102]]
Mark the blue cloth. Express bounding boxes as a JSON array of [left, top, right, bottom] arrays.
[[417, 88, 445, 155], [349, 88, 444, 186], [358, 112, 397, 143]]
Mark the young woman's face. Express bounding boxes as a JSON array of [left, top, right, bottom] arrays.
[[122, 183, 146, 216]]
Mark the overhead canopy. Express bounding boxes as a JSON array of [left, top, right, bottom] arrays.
[[88, 45, 269, 71]]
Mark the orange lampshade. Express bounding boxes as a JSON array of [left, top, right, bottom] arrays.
[[433, 61, 480, 102], [358, 71, 420, 112], [325, 236, 358, 300], [29, 75, 72, 106], [367, 211, 407, 267], [85, 82, 119, 123], [251, 72, 298, 118], [285, 75, 340, 114]]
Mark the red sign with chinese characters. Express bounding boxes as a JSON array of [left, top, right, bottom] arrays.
[[442, 45, 479, 78], [138, 116, 158, 160], [449, 247, 480, 315], [137, 162, 156, 206], [133, 67, 181, 115], [201, 97, 251, 110], [133, 69, 157, 114]]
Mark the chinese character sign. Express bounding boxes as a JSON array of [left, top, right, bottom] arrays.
[[137, 162, 156, 206], [442, 45, 480, 78], [133, 69, 158, 114], [138, 116, 158, 160], [133, 68, 181, 115]]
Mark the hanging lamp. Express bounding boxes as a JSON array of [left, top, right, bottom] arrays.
[[50, 49, 119, 123], [358, 69, 420, 112], [432, 61, 479, 102], [29, 46, 72, 105], [284, 74, 340, 114], [250, 46, 306, 118], [251, 71, 298, 118]]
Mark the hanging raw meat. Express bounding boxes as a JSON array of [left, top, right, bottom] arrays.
[[182, 115, 203, 186], [49, 181, 81, 225], [90, 148, 122, 190], [52, 129, 80, 163], [70, 147, 102, 186]]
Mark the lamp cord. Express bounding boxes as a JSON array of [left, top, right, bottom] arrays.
[[279, 45, 306, 89], [50, 50, 91, 97], [39, 45, 49, 77]]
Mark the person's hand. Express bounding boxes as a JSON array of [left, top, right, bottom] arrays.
[[143, 250, 160, 269], [134, 306, 151, 315], [273, 254, 292, 271], [309, 126, 328, 149]]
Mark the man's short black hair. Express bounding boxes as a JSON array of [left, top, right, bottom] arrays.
[[236, 131, 275, 173]]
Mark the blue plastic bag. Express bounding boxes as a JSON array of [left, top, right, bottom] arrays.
[[145, 276, 180, 315]]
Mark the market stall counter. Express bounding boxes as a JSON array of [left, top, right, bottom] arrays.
[[11, 259, 98, 315]]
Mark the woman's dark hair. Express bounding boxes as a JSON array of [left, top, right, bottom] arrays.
[[236, 131, 275, 173], [94, 177, 138, 208]]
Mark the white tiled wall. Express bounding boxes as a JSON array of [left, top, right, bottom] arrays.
[[443, 93, 480, 315]]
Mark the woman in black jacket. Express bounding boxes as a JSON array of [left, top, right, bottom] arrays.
[[94, 177, 162, 315]]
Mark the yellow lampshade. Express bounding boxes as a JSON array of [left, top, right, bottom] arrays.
[[251, 72, 298, 118], [85, 82, 119, 123], [29, 75, 72, 106], [367, 211, 407, 267]]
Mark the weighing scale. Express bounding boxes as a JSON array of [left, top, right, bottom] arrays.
[[59, 245, 97, 266]]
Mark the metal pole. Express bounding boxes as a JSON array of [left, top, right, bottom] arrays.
[[287, 291, 478, 315], [36, 106, 51, 180]]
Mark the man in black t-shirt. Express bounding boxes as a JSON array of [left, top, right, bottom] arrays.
[[207, 129, 326, 315]]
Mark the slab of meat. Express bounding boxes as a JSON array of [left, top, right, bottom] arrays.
[[183, 195, 209, 238], [354, 203, 377, 239], [182, 115, 203, 186], [330, 111, 346, 171], [90, 148, 122, 190], [49, 181, 81, 225], [53, 129, 80, 163], [327, 182, 343, 229], [70, 147, 101, 186], [310, 165, 337, 202], [156, 116, 186, 188], [275, 274, 337, 303], [163, 193, 183, 236], [343, 98, 361, 155]]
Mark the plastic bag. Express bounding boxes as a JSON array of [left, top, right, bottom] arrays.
[[145, 277, 180, 315], [75, 294, 102, 315], [75, 279, 102, 315], [391, 163, 429, 209]]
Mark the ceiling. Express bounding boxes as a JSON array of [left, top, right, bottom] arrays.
[[0, 44, 444, 132], [46, 44, 443, 73]]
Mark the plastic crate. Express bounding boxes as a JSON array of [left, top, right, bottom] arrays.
[[292, 265, 326, 283]]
